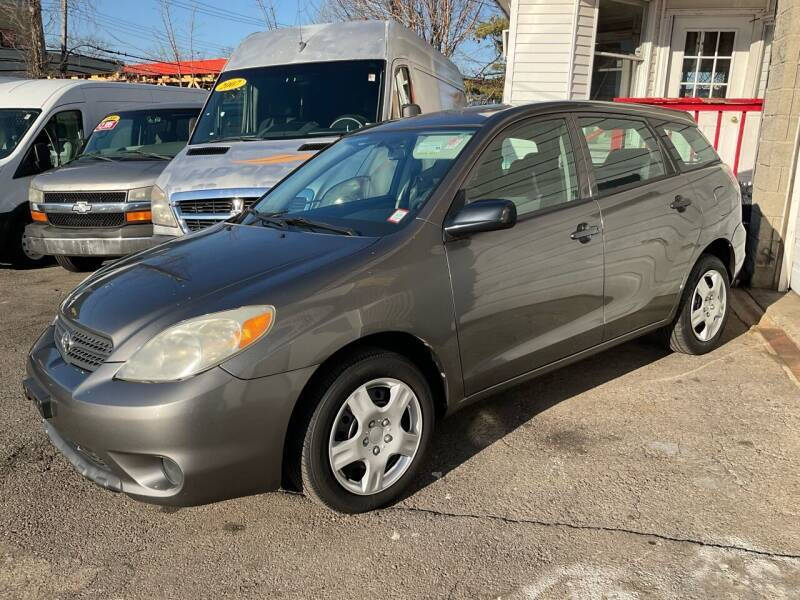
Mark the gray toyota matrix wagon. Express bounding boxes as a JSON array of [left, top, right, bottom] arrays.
[[25, 102, 745, 513]]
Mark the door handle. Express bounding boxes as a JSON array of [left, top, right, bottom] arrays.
[[670, 195, 692, 212], [570, 223, 600, 243]]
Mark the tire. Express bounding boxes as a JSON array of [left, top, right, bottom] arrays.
[[4, 212, 50, 269], [55, 255, 105, 273], [667, 254, 731, 355], [296, 349, 435, 513]]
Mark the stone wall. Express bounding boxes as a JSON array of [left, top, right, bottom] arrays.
[[750, 0, 800, 287]]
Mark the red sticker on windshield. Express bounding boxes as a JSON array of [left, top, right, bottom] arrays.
[[94, 115, 120, 132], [387, 209, 408, 224]]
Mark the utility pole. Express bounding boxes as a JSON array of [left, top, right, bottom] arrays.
[[60, 0, 68, 76]]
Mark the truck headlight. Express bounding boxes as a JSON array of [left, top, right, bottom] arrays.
[[29, 186, 44, 205], [116, 305, 275, 382], [128, 186, 153, 203], [150, 184, 177, 228]]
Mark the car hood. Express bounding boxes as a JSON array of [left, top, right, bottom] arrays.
[[33, 159, 169, 191], [60, 223, 378, 358], [157, 137, 337, 196]]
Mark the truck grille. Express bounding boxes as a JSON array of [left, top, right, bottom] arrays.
[[176, 197, 259, 232], [54, 317, 113, 372], [43, 191, 127, 204], [47, 213, 125, 228], [182, 218, 220, 231]]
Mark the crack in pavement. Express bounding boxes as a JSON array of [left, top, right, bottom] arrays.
[[388, 505, 800, 560]]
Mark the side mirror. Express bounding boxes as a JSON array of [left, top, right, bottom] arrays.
[[444, 199, 517, 238], [401, 103, 422, 118], [33, 142, 54, 171]]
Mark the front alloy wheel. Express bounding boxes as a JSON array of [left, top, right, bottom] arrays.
[[298, 350, 434, 513]]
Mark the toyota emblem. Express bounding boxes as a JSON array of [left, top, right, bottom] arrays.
[[60, 329, 73, 353]]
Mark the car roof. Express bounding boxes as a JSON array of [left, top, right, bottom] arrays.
[[356, 101, 696, 135]]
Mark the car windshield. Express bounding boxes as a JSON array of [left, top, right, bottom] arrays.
[[191, 60, 385, 144], [0, 108, 40, 160], [80, 108, 199, 161], [243, 128, 476, 237]]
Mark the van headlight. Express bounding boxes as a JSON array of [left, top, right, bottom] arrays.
[[116, 305, 275, 382], [150, 184, 177, 228], [29, 186, 44, 205], [128, 186, 153, 203]]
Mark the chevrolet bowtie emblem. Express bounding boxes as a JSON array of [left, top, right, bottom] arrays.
[[72, 201, 92, 214]]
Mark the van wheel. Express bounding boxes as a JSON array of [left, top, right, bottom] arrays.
[[55, 255, 105, 272], [6, 213, 49, 269], [667, 254, 730, 355], [297, 350, 434, 513]]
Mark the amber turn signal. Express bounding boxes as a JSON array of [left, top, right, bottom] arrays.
[[125, 210, 152, 223], [239, 310, 274, 349], [30, 210, 47, 222]]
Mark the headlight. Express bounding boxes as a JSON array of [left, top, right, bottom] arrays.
[[150, 184, 177, 228], [128, 186, 153, 203], [116, 305, 275, 382], [29, 186, 44, 204]]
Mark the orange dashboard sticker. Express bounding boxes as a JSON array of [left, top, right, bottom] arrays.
[[94, 115, 120, 132], [233, 153, 314, 165], [215, 78, 247, 92]]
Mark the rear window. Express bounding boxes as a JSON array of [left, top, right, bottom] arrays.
[[656, 122, 720, 170]]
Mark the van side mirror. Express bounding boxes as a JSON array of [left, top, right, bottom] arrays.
[[445, 199, 517, 238], [401, 103, 421, 118], [33, 143, 54, 171]]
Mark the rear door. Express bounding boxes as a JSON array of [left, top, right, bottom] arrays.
[[576, 113, 702, 340], [446, 115, 605, 396]]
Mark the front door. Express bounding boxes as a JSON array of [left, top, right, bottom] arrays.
[[446, 116, 604, 396]]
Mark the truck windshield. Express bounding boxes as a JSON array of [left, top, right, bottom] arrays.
[[80, 108, 199, 161], [191, 60, 385, 144], [0, 109, 40, 160], [242, 128, 476, 237]]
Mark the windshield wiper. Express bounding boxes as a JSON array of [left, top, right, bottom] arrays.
[[207, 135, 264, 143], [282, 217, 356, 236], [78, 152, 113, 162], [241, 208, 289, 230], [120, 149, 172, 160]]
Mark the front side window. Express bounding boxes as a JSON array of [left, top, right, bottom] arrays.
[[81, 108, 199, 161], [15, 110, 82, 178], [246, 129, 475, 237], [464, 118, 579, 215], [657, 121, 719, 169], [579, 116, 665, 193], [192, 60, 385, 144], [0, 108, 40, 160]]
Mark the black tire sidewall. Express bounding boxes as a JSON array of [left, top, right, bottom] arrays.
[[55, 255, 104, 272], [678, 255, 731, 353], [303, 353, 434, 513]]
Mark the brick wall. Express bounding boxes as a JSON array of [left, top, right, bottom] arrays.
[[750, 0, 800, 287]]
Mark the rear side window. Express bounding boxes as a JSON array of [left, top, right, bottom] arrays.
[[657, 122, 719, 169], [578, 116, 666, 193]]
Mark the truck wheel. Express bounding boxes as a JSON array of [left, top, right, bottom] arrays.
[[667, 254, 730, 355], [6, 213, 49, 269], [55, 255, 105, 273], [295, 349, 434, 513]]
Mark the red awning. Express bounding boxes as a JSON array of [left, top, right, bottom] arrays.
[[123, 58, 227, 76]]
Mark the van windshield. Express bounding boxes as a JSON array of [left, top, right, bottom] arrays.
[[80, 108, 199, 161], [242, 128, 475, 237], [0, 109, 40, 160], [191, 60, 385, 144]]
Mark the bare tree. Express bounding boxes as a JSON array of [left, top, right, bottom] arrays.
[[255, 0, 279, 30], [322, 0, 487, 57], [160, 0, 183, 85]]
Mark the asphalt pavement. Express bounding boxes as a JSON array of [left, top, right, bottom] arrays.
[[2, 265, 799, 599]]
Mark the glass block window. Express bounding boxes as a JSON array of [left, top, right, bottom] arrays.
[[680, 31, 735, 98]]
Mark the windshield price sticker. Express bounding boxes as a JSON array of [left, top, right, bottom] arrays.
[[94, 115, 120, 132], [387, 209, 409, 224], [413, 134, 470, 159], [215, 78, 247, 92]]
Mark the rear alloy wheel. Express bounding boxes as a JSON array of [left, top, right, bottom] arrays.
[[298, 351, 434, 513], [55, 255, 105, 273], [667, 254, 730, 355], [5, 214, 50, 269]]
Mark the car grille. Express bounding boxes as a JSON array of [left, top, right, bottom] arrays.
[[176, 197, 259, 232], [47, 213, 125, 228], [43, 191, 127, 204], [54, 317, 113, 372]]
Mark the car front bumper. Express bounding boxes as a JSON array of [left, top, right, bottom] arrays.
[[24, 325, 317, 506], [24, 222, 159, 257]]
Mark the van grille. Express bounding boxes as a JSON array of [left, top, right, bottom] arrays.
[[182, 218, 220, 231], [54, 317, 113, 372], [176, 197, 259, 232], [43, 191, 127, 204], [47, 213, 125, 228]]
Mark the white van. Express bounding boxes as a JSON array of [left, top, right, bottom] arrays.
[[0, 80, 207, 267], [150, 20, 466, 239]]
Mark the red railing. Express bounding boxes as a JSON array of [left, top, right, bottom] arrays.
[[613, 97, 763, 176]]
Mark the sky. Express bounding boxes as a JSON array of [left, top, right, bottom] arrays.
[[39, 0, 499, 76]]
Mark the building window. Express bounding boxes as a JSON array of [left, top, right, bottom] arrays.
[[679, 31, 735, 98], [590, 0, 647, 100]]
